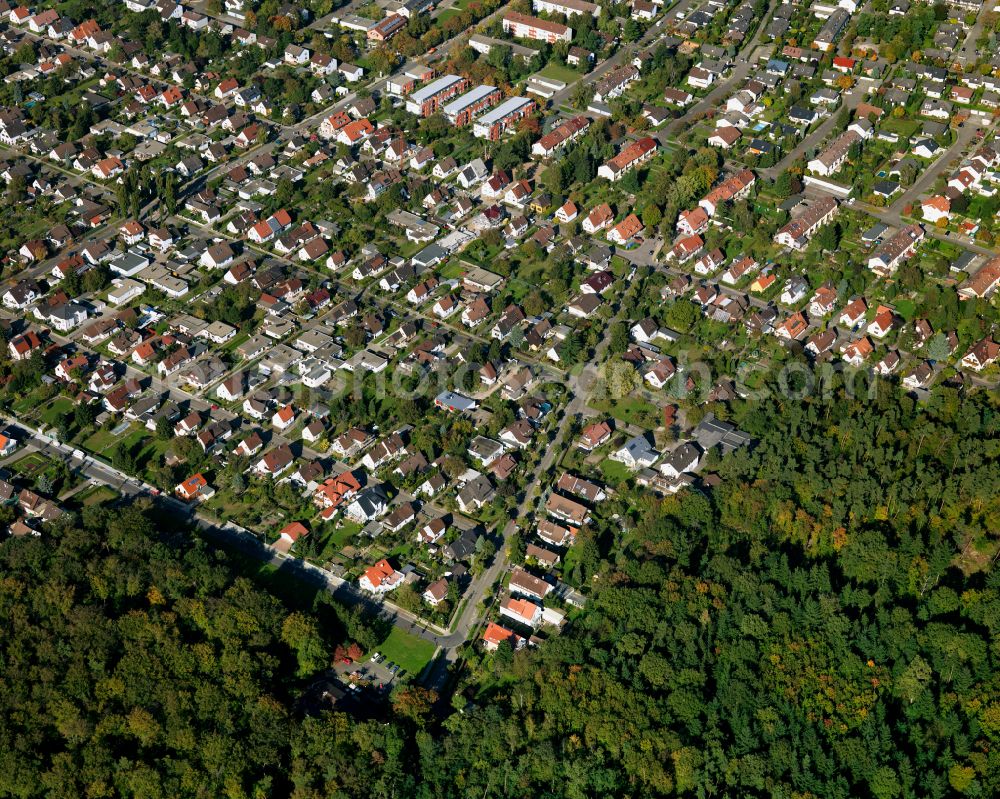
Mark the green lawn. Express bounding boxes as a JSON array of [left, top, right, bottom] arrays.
[[203, 491, 267, 530], [134, 438, 175, 483], [610, 255, 631, 278], [10, 389, 48, 418], [80, 426, 122, 454], [115, 426, 151, 456], [880, 116, 920, 138], [534, 62, 580, 85], [377, 627, 437, 676], [73, 484, 119, 507], [592, 397, 660, 428], [894, 298, 917, 321], [598, 457, 632, 486], [511, 258, 553, 291], [560, 544, 582, 586], [438, 260, 466, 280], [39, 397, 74, 427], [315, 521, 362, 562]]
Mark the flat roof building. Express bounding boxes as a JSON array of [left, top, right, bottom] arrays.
[[406, 74, 468, 117], [473, 96, 535, 140], [442, 84, 501, 126]]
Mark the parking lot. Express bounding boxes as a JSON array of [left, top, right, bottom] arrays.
[[334, 651, 406, 693]]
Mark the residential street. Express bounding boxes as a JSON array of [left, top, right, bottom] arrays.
[[886, 119, 983, 216], [760, 80, 870, 180]]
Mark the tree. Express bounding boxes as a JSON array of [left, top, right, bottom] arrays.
[[815, 221, 839, 251], [949, 765, 976, 793], [571, 80, 591, 109], [559, 333, 583, 363], [13, 41, 35, 65], [343, 323, 366, 349], [507, 531, 526, 562], [493, 134, 530, 173], [541, 162, 567, 196], [280, 613, 329, 677], [523, 292, 546, 317], [870, 767, 901, 799], [226, 470, 246, 494], [664, 299, 699, 331], [391, 686, 437, 725], [895, 655, 932, 703], [642, 204, 662, 229], [926, 332, 951, 361], [155, 415, 173, 440], [605, 360, 638, 399], [509, 325, 525, 350], [609, 321, 630, 354], [474, 535, 496, 563], [485, 43, 511, 70], [7, 173, 26, 204], [774, 170, 801, 198], [369, 47, 395, 75]]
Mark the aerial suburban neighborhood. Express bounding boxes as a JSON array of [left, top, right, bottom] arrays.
[[0, 0, 999, 790]]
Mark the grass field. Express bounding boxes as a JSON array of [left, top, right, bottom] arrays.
[[592, 397, 660, 428], [39, 397, 74, 427], [377, 627, 437, 676], [73, 484, 119, 507], [80, 426, 122, 454], [535, 63, 580, 85], [315, 521, 362, 562], [598, 457, 632, 486]]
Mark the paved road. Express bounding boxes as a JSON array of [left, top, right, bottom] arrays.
[[955, 4, 988, 67], [5, 412, 573, 695], [661, 0, 777, 140], [420, 250, 641, 690], [851, 199, 998, 258], [10, 0, 947, 699], [759, 81, 871, 180], [886, 119, 983, 215], [2, 416, 459, 630], [545, 0, 702, 110]]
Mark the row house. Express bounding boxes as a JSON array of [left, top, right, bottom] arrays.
[[532, 0, 598, 16], [443, 85, 501, 126], [405, 74, 468, 117], [773, 195, 838, 250], [532, 115, 590, 158], [868, 224, 924, 276], [597, 137, 657, 182], [501, 12, 572, 43], [807, 130, 860, 177], [699, 169, 755, 217], [473, 96, 535, 140], [593, 64, 639, 103]]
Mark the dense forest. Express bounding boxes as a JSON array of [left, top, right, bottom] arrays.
[[0, 503, 398, 799], [2, 384, 999, 798]]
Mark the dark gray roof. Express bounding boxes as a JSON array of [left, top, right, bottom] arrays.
[[693, 413, 751, 454]]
